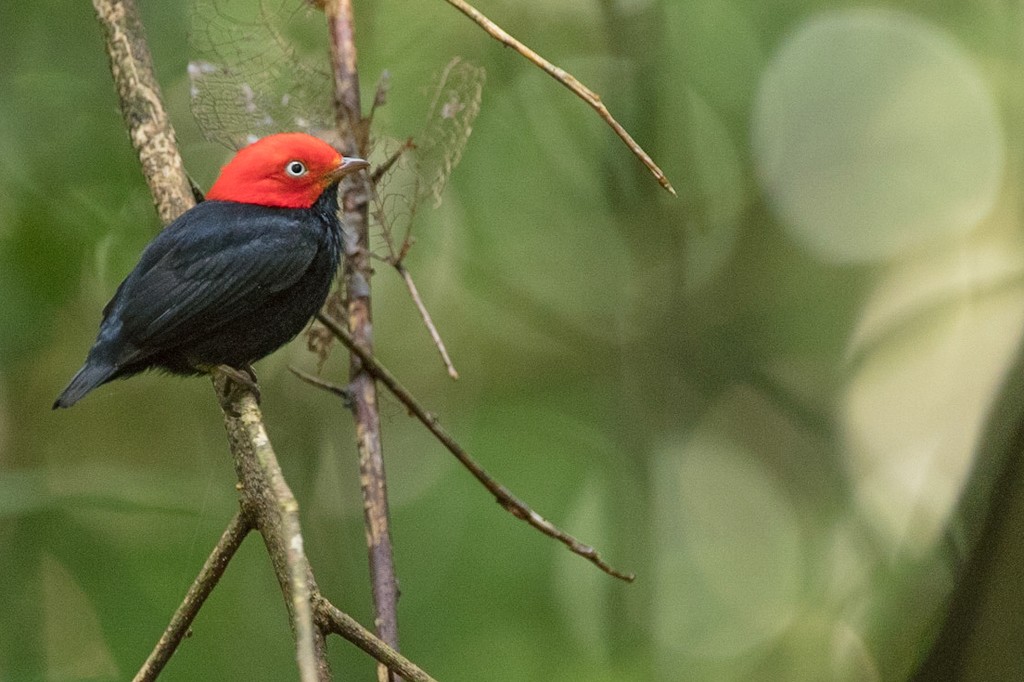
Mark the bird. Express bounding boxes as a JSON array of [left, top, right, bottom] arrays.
[[53, 132, 369, 409]]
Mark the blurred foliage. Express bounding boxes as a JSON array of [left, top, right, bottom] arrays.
[[3, 0, 1024, 680]]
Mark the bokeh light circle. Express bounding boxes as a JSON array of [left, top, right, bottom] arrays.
[[752, 9, 1004, 262]]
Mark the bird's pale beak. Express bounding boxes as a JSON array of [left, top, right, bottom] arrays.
[[326, 156, 370, 184]]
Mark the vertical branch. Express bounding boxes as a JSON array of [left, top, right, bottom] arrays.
[[325, 2, 402, 680], [326, 1, 365, 151]]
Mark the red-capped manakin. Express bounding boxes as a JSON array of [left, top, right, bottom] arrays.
[[54, 133, 369, 408]]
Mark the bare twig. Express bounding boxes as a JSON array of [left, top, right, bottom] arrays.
[[325, 2, 402, 679], [289, 366, 353, 404], [442, 0, 675, 196], [314, 597, 438, 682], [367, 70, 391, 130], [316, 313, 635, 582], [371, 138, 415, 186], [134, 512, 252, 682], [395, 263, 459, 379]]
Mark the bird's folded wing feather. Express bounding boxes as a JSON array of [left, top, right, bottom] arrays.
[[111, 201, 321, 353]]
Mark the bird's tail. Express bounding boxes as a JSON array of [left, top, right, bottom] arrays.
[[53, 362, 117, 409]]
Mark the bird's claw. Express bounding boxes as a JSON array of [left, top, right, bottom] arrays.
[[216, 364, 262, 406]]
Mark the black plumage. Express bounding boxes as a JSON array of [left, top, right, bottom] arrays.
[[53, 186, 342, 408]]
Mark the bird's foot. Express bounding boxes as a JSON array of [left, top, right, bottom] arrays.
[[216, 364, 261, 405]]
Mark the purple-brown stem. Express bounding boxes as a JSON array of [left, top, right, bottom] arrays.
[[325, 2, 401, 680]]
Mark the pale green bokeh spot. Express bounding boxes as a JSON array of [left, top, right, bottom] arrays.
[[653, 433, 802, 662], [843, 240, 1024, 551], [753, 9, 1004, 262]]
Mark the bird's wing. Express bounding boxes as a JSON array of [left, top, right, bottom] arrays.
[[110, 201, 323, 357]]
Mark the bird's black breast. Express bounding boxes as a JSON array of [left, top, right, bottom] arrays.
[[103, 186, 343, 376]]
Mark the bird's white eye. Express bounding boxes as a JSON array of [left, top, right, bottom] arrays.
[[285, 160, 307, 177]]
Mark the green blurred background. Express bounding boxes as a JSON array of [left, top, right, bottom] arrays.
[[4, 0, 1024, 679]]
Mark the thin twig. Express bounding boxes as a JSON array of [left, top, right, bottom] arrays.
[[395, 263, 459, 379], [316, 312, 635, 582], [371, 138, 415, 186], [134, 512, 252, 682], [325, 2, 402, 679], [367, 70, 391, 127], [314, 597, 438, 682], [289, 366, 353, 405], [443, 0, 675, 196]]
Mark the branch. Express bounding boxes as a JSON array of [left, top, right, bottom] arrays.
[[134, 512, 252, 682], [395, 263, 459, 379], [289, 367, 353, 404], [370, 162, 457, 380], [216, 380, 329, 681], [217, 379, 439, 682], [92, 0, 194, 224], [325, 2, 402, 680], [370, 138, 414, 186], [315, 597, 438, 682], [443, 0, 675, 196], [315, 313, 635, 582]]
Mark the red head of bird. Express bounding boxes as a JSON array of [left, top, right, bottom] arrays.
[[206, 132, 369, 209]]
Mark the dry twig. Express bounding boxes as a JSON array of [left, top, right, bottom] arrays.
[[134, 512, 252, 682], [396, 263, 459, 379], [442, 0, 676, 196], [314, 313, 635, 582], [370, 145, 459, 380], [315, 596, 437, 682], [370, 138, 415, 187]]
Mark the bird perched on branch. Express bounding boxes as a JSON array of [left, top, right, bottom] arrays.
[[54, 133, 369, 409]]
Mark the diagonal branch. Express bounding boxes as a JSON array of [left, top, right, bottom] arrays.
[[92, 0, 194, 224], [395, 263, 459, 379], [315, 596, 437, 682], [215, 380, 329, 682], [134, 512, 252, 682], [315, 313, 635, 582], [93, 2, 327, 679], [443, 0, 675, 196]]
